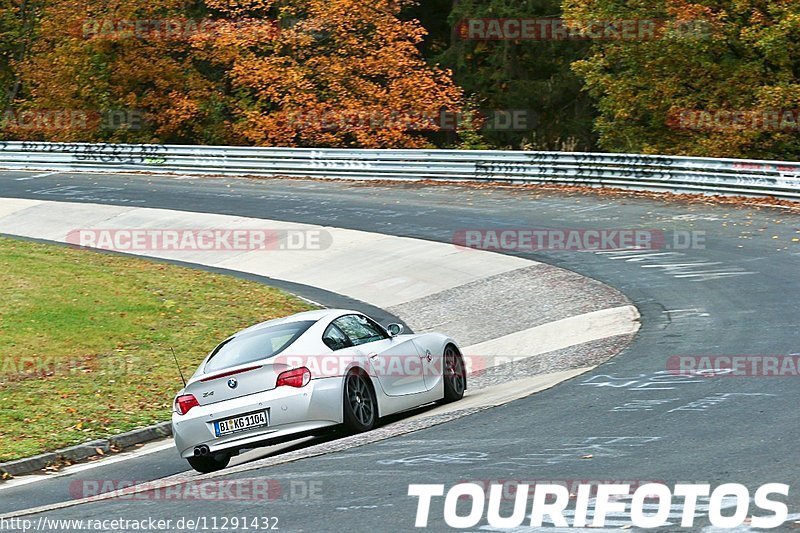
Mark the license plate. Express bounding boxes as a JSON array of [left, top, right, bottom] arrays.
[[214, 410, 268, 437]]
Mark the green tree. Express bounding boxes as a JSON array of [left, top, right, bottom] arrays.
[[431, 0, 597, 150], [566, 0, 800, 159]]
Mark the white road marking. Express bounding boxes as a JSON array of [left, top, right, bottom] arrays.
[[665, 308, 709, 318], [608, 252, 683, 261], [673, 214, 723, 221], [673, 272, 752, 279], [14, 172, 59, 181], [480, 522, 633, 530], [595, 250, 755, 281], [335, 504, 394, 511], [593, 248, 650, 254]]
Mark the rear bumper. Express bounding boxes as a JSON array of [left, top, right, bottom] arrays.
[[172, 376, 342, 459]]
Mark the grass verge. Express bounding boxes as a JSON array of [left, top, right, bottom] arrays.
[[0, 236, 314, 462]]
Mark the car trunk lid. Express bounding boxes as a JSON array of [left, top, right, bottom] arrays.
[[186, 361, 291, 405]]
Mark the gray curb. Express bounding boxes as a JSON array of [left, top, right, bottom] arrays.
[[0, 421, 171, 478]]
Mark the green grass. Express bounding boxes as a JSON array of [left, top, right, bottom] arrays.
[[0, 236, 314, 462]]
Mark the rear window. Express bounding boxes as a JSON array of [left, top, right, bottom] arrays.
[[204, 320, 315, 373]]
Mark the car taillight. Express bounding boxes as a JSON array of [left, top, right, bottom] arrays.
[[276, 367, 311, 388], [175, 394, 200, 415]]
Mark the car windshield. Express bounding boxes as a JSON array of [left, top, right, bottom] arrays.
[[204, 320, 315, 373]]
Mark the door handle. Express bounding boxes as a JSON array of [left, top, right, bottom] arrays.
[[368, 353, 378, 359]]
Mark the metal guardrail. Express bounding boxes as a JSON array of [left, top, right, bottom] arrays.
[[1, 141, 799, 199]]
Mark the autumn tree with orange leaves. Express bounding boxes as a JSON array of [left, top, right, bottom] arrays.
[[197, 0, 463, 147], [6, 0, 219, 142], [5, 0, 462, 147]]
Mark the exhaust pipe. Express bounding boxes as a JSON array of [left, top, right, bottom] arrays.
[[193, 445, 210, 456]]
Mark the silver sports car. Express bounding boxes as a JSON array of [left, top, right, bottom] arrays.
[[172, 309, 466, 473]]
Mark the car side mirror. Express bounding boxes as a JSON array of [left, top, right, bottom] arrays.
[[386, 323, 404, 337]]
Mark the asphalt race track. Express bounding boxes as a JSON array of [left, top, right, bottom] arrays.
[[1, 170, 799, 531]]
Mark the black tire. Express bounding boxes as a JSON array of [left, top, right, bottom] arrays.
[[187, 454, 230, 473], [343, 370, 377, 433], [442, 345, 466, 403]]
